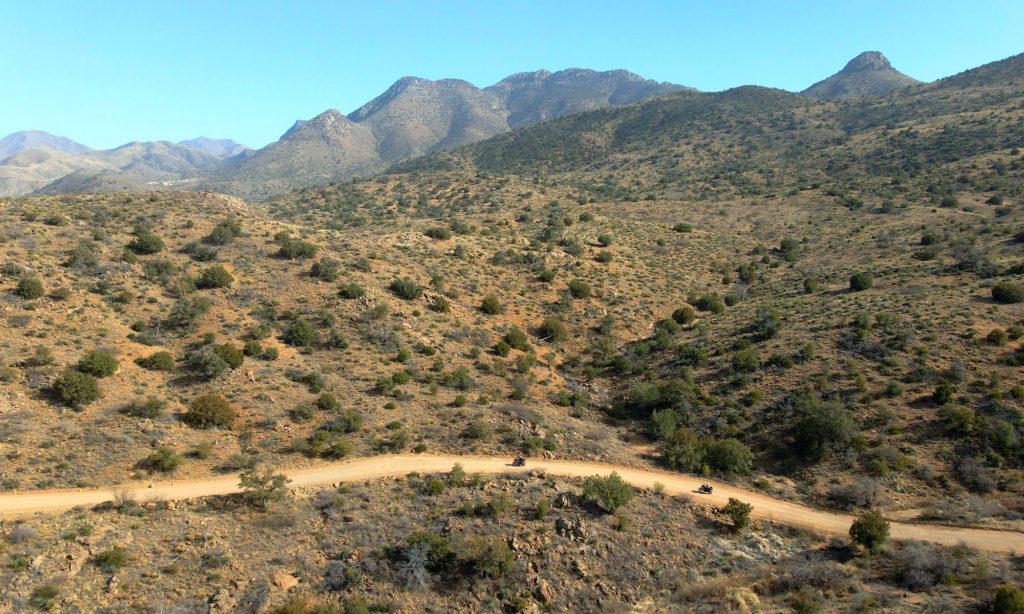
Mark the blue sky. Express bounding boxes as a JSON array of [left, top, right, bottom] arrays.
[[3, 0, 1022, 149]]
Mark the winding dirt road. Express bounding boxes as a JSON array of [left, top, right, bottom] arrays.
[[2, 454, 1021, 553]]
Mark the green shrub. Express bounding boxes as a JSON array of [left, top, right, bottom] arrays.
[[77, 349, 119, 377], [537, 317, 568, 343], [567, 279, 592, 299], [276, 239, 318, 259], [141, 446, 182, 473], [15, 276, 44, 299], [309, 258, 340, 282], [123, 396, 167, 418], [93, 546, 128, 573], [722, 498, 753, 533], [389, 277, 423, 300], [183, 394, 235, 429], [480, 295, 502, 314], [197, 265, 234, 289], [596, 234, 613, 246], [695, 294, 725, 313], [731, 347, 760, 373], [849, 272, 874, 292], [992, 281, 1024, 304], [466, 536, 515, 577], [504, 326, 530, 351], [582, 472, 634, 513], [993, 584, 1024, 614], [129, 232, 165, 254], [849, 510, 889, 553], [705, 438, 754, 474], [52, 369, 99, 409], [399, 531, 456, 574], [671, 307, 696, 325], [283, 319, 317, 347], [424, 226, 452, 240], [338, 282, 366, 299]]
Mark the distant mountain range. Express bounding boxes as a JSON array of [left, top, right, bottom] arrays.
[[0, 54, 927, 199]]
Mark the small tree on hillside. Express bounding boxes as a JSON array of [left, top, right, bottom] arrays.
[[849, 510, 889, 554], [582, 472, 634, 514], [239, 466, 291, 510], [722, 498, 753, 533]]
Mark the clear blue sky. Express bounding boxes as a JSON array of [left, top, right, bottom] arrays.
[[3, 0, 1022, 149]]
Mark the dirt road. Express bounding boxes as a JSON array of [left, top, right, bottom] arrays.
[[1, 454, 1021, 553]]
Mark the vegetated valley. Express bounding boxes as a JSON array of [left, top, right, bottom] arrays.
[[2, 52, 1024, 612]]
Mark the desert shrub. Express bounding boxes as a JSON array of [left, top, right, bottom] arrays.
[[277, 239, 318, 259], [184, 346, 230, 379], [731, 347, 760, 373], [93, 546, 127, 573], [722, 497, 753, 533], [316, 393, 341, 412], [183, 394, 235, 429], [424, 226, 452, 240], [933, 379, 954, 405], [389, 277, 423, 300], [989, 329, 1010, 345], [239, 466, 291, 510], [582, 472, 634, 513], [694, 294, 725, 313], [504, 326, 530, 350], [672, 306, 696, 325], [992, 281, 1024, 304], [135, 350, 174, 371], [849, 272, 874, 292], [705, 438, 754, 475], [537, 317, 568, 343], [338, 282, 365, 299], [129, 232, 165, 254], [396, 531, 456, 575], [197, 265, 234, 289], [29, 583, 59, 610], [467, 536, 515, 577], [849, 510, 889, 553], [480, 295, 502, 314], [77, 349, 119, 377], [123, 396, 167, 418], [596, 233, 613, 246], [283, 319, 317, 347], [430, 294, 451, 312], [893, 541, 972, 590], [165, 295, 212, 329], [309, 258, 340, 282], [52, 369, 99, 409], [567, 279, 592, 298], [956, 457, 995, 493], [993, 584, 1024, 614], [15, 276, 44, 299], [208, 345, 241, 370], [672, 223, 692, 233], [536, 269, 556, 282], [141, 446, 182, 473], [791, 395, 858, 461]]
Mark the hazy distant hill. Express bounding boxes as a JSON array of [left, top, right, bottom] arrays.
[[202, 68, 688, 199], [802, 51, 922, 99], [179, 137, 250, 157], [0, 130, 92, 159], [0, 140, 231, 196]]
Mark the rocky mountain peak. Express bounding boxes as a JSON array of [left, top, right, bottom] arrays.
[[842, 51, 894, 73]]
